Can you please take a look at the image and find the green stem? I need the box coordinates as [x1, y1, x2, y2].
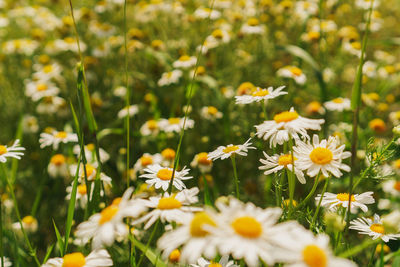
[339, 238, 378, 258]
[287, 137, 296, 216]
[137, 220, 160, 267]
[231, 156, 240, 199]
[379, 240, 384, 267]
[311, 177, 330, 229]
[367, 243, 379, 267]
[298, 172, 320, 208]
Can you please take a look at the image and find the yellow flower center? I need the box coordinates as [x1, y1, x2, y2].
[77, 184, 87, 195]
[369, 119, 386, 132]
[166, 72, 173, 78]
[197, 152, 212, 165]
[237, 82, 255, 95]
[157, 168, 173, 181]
[140, 155, 153, 167]
[289, 66, 302, 76]
[248, 18, 259, 26]
[87, 143, 95, 151]
[43, 64, 53, 73]
[64, 37, 75, 44]
[147, 120, 158, 130]
[179, 55, 190, 61]
[22, 216, 36, 225]
[169, 249, 180, 262]
[310, 147, 333, 165]
[393, 181, 400, 192]
[223, 145, 239, 153]
[55, 131, 68, 139]
[190, 212, 216, 237]
[209, 263, 223, 267]
[99, 205, 119, 224]
[112, 197, 122, 206]
[307, 101, 322, 113]
[384, 65, 396, 74]
[85, 164, 96, 178]
[157, 196, 182, 210]
[36, 83, 48, 91]
[62, 252, 86, 267]
[51, 154, 66, 166]
[350, 42, 361, 50]
[212, 29, 224, 39]
[251, 89, 269, 97]
[168, 117, 180, 124]
[302, 245, 327, 267]
[0, 145, 8, 155]
[151, 39, 164, 49]
[273, 111, 299, 123]
[278, 154, 296, 166]
[332, 98, 344, 103]
[207, 106, 218, 115]
[370, 223, 385, 234]
[336, 193, 355, 202]
[162, 148, 176, 160]
[231, 216, 262, 238]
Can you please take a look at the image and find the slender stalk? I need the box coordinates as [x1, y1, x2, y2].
[287, 137, 296, 215]
[339, 238, 378, 258]
[231, 155, 240, 199]
[367, 243, 378, 267]
[311, 177, 330, 229]
[137, 220, 160, 267]
[298, 172, 320, 208]
[124, 0, 130, 189]
[379, 240, 384, 267]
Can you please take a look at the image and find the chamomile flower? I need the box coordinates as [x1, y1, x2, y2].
[75, 188, 147, 249]
[33, 63, 63, 81]
[0, 257, 11, 267]
[259, 152, 306, 184]
[194, 7, 221, 20]
[73, 144, 110, 163]
[173, 55, 197, 69]
[272, 225, 357, 267]
[158, 117, 195, 133]
[139, 164, 193, 191]
[134, 187, 202, 229]
[277, 66, 306, 85]
[294, 135, 351, 178]
[158, 70, 183, 86]
[42, 249, 112, 267]
[140, 119, 160, 136]
[234, 86, 287, 105]
[382, 179, 400, 197]
[13, 215, 38, 233]
[200, 106, 223, 121]
[349, 214, 400, 242]
[133, 153, 163, 174]
[48, 154, 69, 178]
[190, 255, 238, 267]
[25, 79, 60, 101]
[240, 18, 266, 35]
[0, 139, 25, 163]
[191, 152, 213, 173]
[117, 105, 139, 119]
[315, 192, 375, 213]
[324, 97, 351, 112]
[255, 108, 325, 147]
[157, 211, 219, 263]
[65, 182, 91, 209]
[70, 162, 112, 186]
[39, 130, 78, 149]
[208, 138, 255, 161]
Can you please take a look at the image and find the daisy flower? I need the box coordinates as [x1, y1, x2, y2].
[0, 139, 25, 163]
[140, 119, 160, 136]
[190, 255, 238, 267]
[200, 106, 223, 121]
[193, 7, 221, 20]
[12, 215, 38, 233]
[25, 79, 60, 101]
[306, 101, 326, 115]
[133, 153, 163, 174]
[294, 135, 351, 178]
[65, 182, 91, 209]
[272, 225, 357, 267]
[191, 152, 213, 173]
[315, 192, 375, 213]
[48, 154, 69, 178]
[33, 63, 62, 81]
[75, 188, 147, 248]
[158, 70, 183, 86]
[133, 187, 202, 229]
[323, 97, 351, 112]
[259, 152, 306, 184]
[240, 18, 266, 35]
[139, 164, 193, 191]
[42, 249, 112, 267]
[0, 257, 11, 267]
[255, 108, 324, 147]
[158, 117, 195, 133]
[161, 148, 176, 166]
[382, 179, 400, 197]
[277, 66, 306, 85]
[73, 143, 110, 163]
[69, 163, 112, 188]
[207, 138, 255, 161]
[117, 104, 139, 119]
[173, 55, 197, 69]
[157, 211, 219, 264]
[234, 86, 287, 105]
[39, 130, 78, 149]
[349, 214, 400, 242]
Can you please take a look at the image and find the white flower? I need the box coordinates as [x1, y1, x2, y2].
[158, 70, 183, 86]
[65, 182, 91, 209]
[33, 63, 62, 81]
[200, 106, 223, 121]
[140, 119, 160, 136]
[294, 135, 351, 178]
[48, 154, 69, 178]
[234, 86, 287, 105]
[39, 130, 78, 150]
[0, 139, 25, 163]
[350, 214, 400, 242]
[343, 41, 361, 58]
[272, 225, 357, 267]
[315, 192, 375, 213]
[208, 138, 255, 161]
[36, 96, 68, 116]
[382, 179, 400, 197]
[324, 97, 351, 112]
[363, 61, 377, 77]
[117, 105, 139, 119]
[259, 152, 305, 184]
[139, 164, 193, 191]
[22, 115, 39, 133]
[25, 79, 60, 101]
[75, 188, 147, 249]
[389, 111, 400, 125]
[158, 117, 194, 133]
[294, 1, 318, 20]
[241, 18, 266, 35]
[133, 187, 202, 229]
[191, 152, 213, 173]
[173, 55, 197, 69]
[255, 108, 324, 147]
[190, 255, 238, 267]
[356, 0, 380, 9]
[69, 162, 112, 187]
[133, 153, 163, 174]
[12, 215, 38, 233]
[194, 7, 221, 20]
[72, 144, 110, 164]
[277, 66, 306, 85]
[0, 257, 11, 267]
[42, 249, 112, 267]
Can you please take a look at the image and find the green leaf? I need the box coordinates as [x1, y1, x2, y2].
[52, 220, 64, 256]
[43, 244, 55, 263]
[279, 45, 320, 71]
[77, 64, 98, 132]
[129, 237, 168, 267]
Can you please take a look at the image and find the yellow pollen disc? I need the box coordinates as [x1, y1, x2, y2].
[309, 147, 333, 165]
[179, 55, 190, 61]
[393, 181, 400, 192]
[223, 145, 239, 153]
[62, 252, 86, 267]
[43, 65, 53, 73]
[169, 249, 180, 262]
[336, 193, 355, 202]
[87, 143, 95, 151]
[55, 131, 68, 139]
[207, 106, 218, 115]
[190, 212, 216, 237]
[157, 169, 173, 181]
[151, 39, 163, 48]
[51, 154, 66, 166]
[248, 18, 259, 26]
[36, 84, 48, 91]
[251, 89, 269, 97]
[77, 184, 87, 195]
[384, 65, 396, 74]
[112, 197, 122, 206]
[332, 98, 344, 103]
[369, 119, 386, 132]
[0, 145, 8, 155]
[197, 152, 212, 165]
[140, 155, 153, 167]
[370, 223, 385, 234]
[289, 66, 302, 76]
[147, 120, 158, 130]
[273, 111, 299, 123]
[209, 263, 223, 267]
[278, 154, 296, 166]
[166, 72, 173, 78]
[308, 101, 322, 113]
[85, 164, 96, 178]
[99, 205, 119, 224]
[212, 29, 224, 39]
[157, 197, 182, 210]
[64, 37, 75, 44]
[162, 148, 175, 160]
[350, 42, 361, 50]
[237, 82, 255, 95]
[231, 216, 262, 238]
[22, 216, 36, 225]
[168, 117, 180, 124]
[302, 245, 327, 267]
